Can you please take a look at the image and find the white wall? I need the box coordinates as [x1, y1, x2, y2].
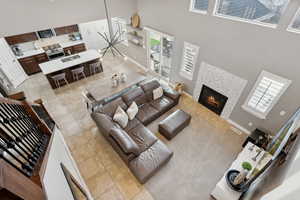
[79, 19, 109, 51]
[137, 0, 300, 133]
[43, 128, 92, 200]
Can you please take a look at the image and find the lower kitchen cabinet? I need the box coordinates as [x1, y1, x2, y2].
[18, 53, 49, 75]
[63, 43, 86, 55]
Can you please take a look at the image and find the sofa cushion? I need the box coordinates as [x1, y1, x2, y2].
[136, 103, 159, 125]
[163, 87, 181, 103]
[91, 112, 120, 136]
[128, 124, 158, 153]
[124, 118, 142, 132]
[129, 140, 173, 183]
[150, 96, 174, 114]
[110, 128, 140, 156]
[101, 97, 128, 117]
[113, 106, 129, 128]
[153, 86, 163, 100]
[140, 80, 161, 101]
[122, 87, 148, 106]
[127, 102, 139, 120]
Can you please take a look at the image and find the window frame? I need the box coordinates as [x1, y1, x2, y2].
[213, 0, 289, 29]
[180, 42, 199, 81]
[242, 70, 291, 119]
[189, 0, 209, 14]
[287, 7, 300, 34]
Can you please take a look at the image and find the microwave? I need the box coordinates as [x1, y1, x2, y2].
[37, 29, 55, 39]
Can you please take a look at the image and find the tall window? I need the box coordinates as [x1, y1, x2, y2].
[214, 0, 290, 26]
[288, 8, 300, 33]
[180, 42, 199, 81]
[243, 71, 291, 119]
[190, 0, 209, 13]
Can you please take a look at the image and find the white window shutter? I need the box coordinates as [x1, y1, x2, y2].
[243, 71, 291, 119]
[180, 42, 199, 81]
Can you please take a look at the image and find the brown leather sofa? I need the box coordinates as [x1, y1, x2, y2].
[91, 79, 180, 183]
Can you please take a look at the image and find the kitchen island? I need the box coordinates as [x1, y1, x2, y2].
[39, 49, 102, 89]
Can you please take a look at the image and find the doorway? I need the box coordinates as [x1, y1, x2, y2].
[145, 28, 174, 82]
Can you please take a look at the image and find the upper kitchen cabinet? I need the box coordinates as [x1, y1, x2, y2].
[5, 32, 38, 45]
[54, 24, 79, 36]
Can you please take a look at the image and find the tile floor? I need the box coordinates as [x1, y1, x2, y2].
[13, 55, 247, 200]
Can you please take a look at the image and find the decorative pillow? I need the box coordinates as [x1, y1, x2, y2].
[127, 102, 139, 120]
[113, 106, 128, 128]
[153, 86, 163, 100]
[110, 128, 140, 156]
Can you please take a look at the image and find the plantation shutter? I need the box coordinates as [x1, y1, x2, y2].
[180, 42, 199, 80]
[248, 77, 284, 113]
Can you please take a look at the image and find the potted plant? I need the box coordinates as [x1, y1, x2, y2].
[233, 162, 252, 185]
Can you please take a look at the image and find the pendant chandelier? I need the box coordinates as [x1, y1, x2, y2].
[98, 0, 126, 58]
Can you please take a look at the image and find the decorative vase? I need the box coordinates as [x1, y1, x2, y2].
[120, 73, 127, 83]
[111, 74, 119, 88]
[233, 169, 249, 185]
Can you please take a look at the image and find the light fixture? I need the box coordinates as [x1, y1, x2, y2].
[98, 0, 125, 58]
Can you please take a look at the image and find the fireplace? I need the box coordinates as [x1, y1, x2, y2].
[198, 85, 228, 115]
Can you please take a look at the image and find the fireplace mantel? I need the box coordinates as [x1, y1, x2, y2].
[193, 62, 247, 119]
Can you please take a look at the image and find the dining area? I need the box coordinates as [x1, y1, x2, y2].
[39, 49, 102, 89]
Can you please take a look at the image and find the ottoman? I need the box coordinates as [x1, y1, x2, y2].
[159, 109, 191, 140]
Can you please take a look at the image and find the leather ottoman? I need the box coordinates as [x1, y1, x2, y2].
[159, 109, 191, 140]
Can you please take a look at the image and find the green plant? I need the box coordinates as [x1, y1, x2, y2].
[242, 162, 252, 171]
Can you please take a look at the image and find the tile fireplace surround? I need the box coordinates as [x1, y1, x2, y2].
[193, 62, 248, 119]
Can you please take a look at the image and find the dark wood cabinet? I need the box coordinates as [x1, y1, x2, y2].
[63, 43, 86, 55]
[54, 24, 79, 36]
[18, 53, 48, 75]
[63, 47, 73, 56]
[5, 32, 38, 45]
[35, 53, 48, 63]
[72, 44, 86, 54]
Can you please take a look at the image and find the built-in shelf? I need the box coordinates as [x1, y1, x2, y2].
[128, 40, 145, 48]
[127, 32, 144, 40]
[126, 24, 143, 31]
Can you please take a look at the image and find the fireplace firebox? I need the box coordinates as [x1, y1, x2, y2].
[198, 85, 228, 116]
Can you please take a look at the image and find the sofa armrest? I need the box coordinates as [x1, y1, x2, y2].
[163, 87, 181, 103]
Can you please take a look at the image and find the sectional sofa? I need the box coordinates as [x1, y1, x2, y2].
[91, 79, 181, 183]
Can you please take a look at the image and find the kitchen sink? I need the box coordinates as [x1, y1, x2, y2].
[61, 55, 81, 63]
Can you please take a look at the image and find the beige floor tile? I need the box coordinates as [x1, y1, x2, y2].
[86, 173, 115, 199]
[78, 157, 105, 180]
[98, 186, 124, 200]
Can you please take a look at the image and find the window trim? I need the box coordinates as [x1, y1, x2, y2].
[212, 0, 286, 29]
[242, 70, 291, 119]
[189, 0, 208, 15]
[287, 7, 300, 34]
[180, 42, 199, 81]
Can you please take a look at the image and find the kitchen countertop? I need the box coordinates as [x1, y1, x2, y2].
[16, 49, 45, 59]
[16, 40, 85, 59]
[39, 49, 101, 75]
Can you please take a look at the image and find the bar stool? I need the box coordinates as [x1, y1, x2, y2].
[71, 66, 86, 81]
[89, 62, 102, 75]
[51, 73, 68, 88]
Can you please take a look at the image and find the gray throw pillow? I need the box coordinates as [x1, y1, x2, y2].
[113, 106, 128, 128]
[110, 128, 140, 156]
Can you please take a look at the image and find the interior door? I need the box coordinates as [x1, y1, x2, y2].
[0, 38, 27, 88]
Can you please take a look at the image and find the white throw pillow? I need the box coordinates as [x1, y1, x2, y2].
[127, 102, 139, 120]
[153, 86, 163, 100]
[113, 106, 128, 128]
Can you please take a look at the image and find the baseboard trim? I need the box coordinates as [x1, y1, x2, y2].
[125, 55, 148, 73]
[226, 119, 251, 135]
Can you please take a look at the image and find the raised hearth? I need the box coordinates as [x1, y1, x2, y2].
[198, 85, 228, 115]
